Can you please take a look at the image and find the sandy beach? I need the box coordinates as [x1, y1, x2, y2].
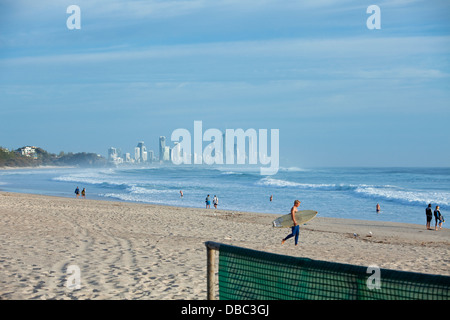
[0, 191, 448, 300]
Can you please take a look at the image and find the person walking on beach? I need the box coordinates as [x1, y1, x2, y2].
[434, 206, 443, 230]
[75, 186, 80, 198]
[81, 188, 86, 199]
[205, 195, 211, 209]
[282, 200, 301, 246]
[213, 195, 218, 209]
[426, 204, 433, 230]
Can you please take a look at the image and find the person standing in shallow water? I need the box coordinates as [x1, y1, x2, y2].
[81, 188, 86, 199]
[75, 186, 80, 198]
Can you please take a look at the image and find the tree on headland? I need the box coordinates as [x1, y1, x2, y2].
[55, 152, 107, 167]
[0, 145, 108, 168]
[0, 147, 34, 167]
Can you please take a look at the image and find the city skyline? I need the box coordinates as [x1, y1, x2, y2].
[108, 135, 175, 165]
[107, 127, 272, 170]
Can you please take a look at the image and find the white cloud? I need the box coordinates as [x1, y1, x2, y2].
[2, 35, 449, 72]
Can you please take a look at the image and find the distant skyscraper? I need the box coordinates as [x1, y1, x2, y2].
[137, 141, 146, 163]
[108, 147, 117, 161]
[159, 136, 166, 161]
[172, 142, 179, 162]
[108, 147, 123, 165]
[116, 148, 122, 159]
[163, 146, 170, 162]
[134, 147, 140, 162]
[148, 150, 154, 163]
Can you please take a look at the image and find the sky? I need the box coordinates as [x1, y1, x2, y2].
[0, 0, 449, 168]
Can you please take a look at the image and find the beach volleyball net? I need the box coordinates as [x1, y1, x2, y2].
[205, 242, 450, 300]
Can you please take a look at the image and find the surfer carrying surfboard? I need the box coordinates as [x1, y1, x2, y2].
[281, 200, 301, 246]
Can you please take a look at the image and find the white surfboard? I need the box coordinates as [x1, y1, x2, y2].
[272, 210, 318, 228]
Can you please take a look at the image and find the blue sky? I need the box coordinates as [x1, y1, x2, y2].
[0, 0, 449, 167]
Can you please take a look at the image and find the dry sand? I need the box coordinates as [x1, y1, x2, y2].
[0, 191, 449, 300]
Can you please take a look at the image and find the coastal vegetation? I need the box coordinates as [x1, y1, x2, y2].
[0, 146, 107, 168]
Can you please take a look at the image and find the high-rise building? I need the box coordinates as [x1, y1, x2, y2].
[134, 147, 140, 163]
[159, 136, 166, 161]
[163, 146, 170, 162]
[108, 147, 123, 165]
[137, 141, 147, 163]
[108, 147, 117, 161]
[148, 150, 154, 163]
[172, 142, 179, 162]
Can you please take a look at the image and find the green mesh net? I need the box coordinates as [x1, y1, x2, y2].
[217, 244, 450, 300]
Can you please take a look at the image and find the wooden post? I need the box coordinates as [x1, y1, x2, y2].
[205, 241, 221, 300]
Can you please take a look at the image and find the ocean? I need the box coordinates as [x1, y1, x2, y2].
[1, 165, 449, 226]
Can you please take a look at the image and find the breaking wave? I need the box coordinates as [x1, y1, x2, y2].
[256, 177, 450, 207]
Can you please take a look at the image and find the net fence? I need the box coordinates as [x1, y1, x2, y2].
[217, 243, 450, 300]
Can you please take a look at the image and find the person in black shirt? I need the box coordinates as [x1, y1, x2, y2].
[426, 204, 433, 230]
